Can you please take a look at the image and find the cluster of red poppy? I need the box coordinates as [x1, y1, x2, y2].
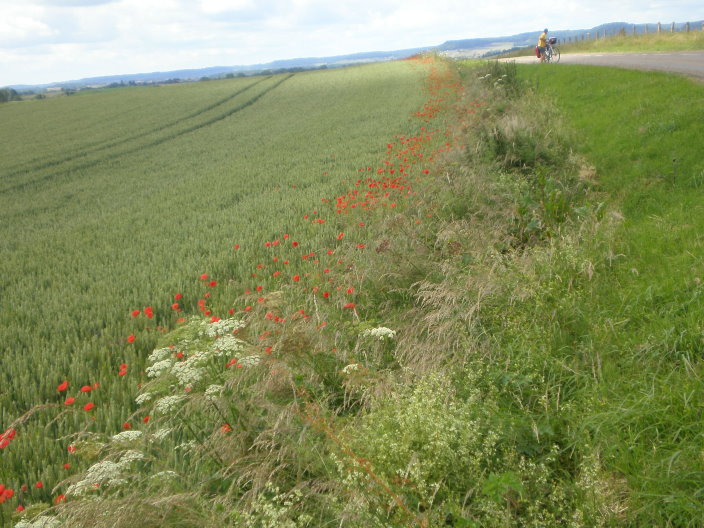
[0, 484, 15, 504]
[0, 428, 16, 450]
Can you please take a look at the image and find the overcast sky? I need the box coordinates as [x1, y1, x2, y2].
[1, 0, 702, 86]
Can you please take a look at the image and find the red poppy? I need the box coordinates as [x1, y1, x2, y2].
[143, 416, 150, 424]
[67, 445, 76, 453]
[16, 505, 24, 512]
[54, 494, 66, 504]
[80, 385, 92, 393]
[233, 244, 240, 249]
[64, 397, 75, 405]
[344, 303, 356, 309]
[209, 281, 217, 287]
[63, 463, 71, 469]
[200, 273, 209, 280]
[323, 291, 330, 299]
[57, 380, 69, 391]
[123, 422, 131, 430]
[35, 481, 43, 489]
[171, 303, 180, 311]
[292, 241, 299, 247]
[220, 424, 232, 433]
[127, 334, 136, 344]
[83, 402, 94, 411]
[131, 309, 140, 317]
[337, 232, 344, 240]
[293, 275, 300, 282]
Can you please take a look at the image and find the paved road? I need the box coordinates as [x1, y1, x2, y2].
[505, 50, 704, 81]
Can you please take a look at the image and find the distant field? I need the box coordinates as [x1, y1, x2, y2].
[0, 62, 433, 487]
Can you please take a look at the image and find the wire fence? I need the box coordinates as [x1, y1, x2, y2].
[564, 21, 704, 43]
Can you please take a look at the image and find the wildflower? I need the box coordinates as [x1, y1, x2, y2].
[57, 380, 69, 391]
[209, 281, 217, 287]
[337, 232, 344, 240]
[35, 481, 43, 489]
[64, 397, 75, 405]
[344, 303, 356, 309]
[342, 363, 361, 374]
[112, 430, 143, 443]
[293, 275, 300, 282]
[63, 463, 71, 469]
[131, 309, 140, 317]
[67, 444, 76, 453]
[362, 327, 397, 340]
[16, 505, 24, 512]
[83, 402, 94, 411]
[143, 416, 150, 424]
[292, 241, 299, 247]
[233, 244, 240, 249]
[200, 273, 209, 280]
[221, 424, 232, 433]
[127, 334, 136, 344]
[154, 395, 185, 414]
[174, 293, 182, 300]
[80, 385, 92, 393]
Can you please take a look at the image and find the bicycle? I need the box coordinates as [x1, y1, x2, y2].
[544, 37, 560, 63]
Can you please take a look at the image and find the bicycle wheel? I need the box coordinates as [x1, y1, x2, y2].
[552, 46, 560, 63]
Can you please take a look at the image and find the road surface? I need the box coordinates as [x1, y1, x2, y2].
[504, 51, 704, 81]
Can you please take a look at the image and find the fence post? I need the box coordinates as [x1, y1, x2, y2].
[657, 22, 661, 33]
[671, 22, 675, 33]
[686, 22, 690, 32]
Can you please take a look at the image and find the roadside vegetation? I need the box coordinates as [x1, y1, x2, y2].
[1, 54, 703, 527]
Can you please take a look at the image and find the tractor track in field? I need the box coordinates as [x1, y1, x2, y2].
[1, 76, 271, 180]
[0, 74, 293, 195]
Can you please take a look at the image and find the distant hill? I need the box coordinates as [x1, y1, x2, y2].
[8, 20, 703, 91]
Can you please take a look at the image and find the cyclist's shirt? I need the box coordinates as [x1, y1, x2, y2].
[538, 32, 547, 48]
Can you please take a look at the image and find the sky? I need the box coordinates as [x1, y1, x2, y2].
[1, 0, 702, 86]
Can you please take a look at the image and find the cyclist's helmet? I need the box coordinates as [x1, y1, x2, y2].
[544, 28, 548, 33]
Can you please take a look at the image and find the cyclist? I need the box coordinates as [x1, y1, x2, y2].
[537, 28, 548, 62]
